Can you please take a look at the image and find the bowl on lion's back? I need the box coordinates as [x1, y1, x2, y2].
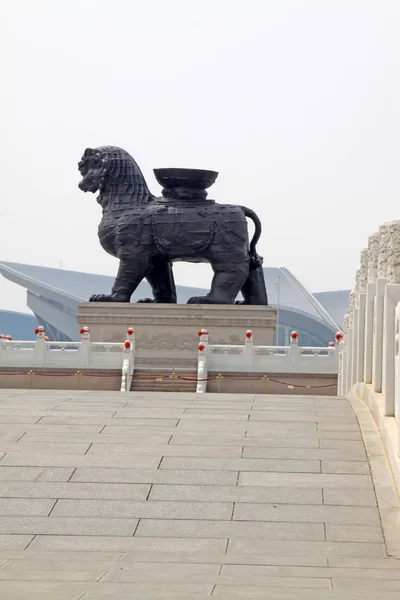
[153, 168, 218, 190]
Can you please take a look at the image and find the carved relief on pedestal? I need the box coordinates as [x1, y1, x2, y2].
[377, 222, 389, 279]
[387, 219, 400, 284]
[135, 333, 242, 351]
[367, 232, 379, 283]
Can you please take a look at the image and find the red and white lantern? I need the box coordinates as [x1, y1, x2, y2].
[245, 330, 253, 340]
[291, 331, 298, 341]
[335, 332, 343, 342]
[124, 340, 131, 349]
[198, 342, 206, 352]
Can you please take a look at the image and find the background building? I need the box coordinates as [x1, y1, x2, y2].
[0, 261, 349, 345]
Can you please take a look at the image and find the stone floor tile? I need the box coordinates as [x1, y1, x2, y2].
[169, 434, 320, 447]
[51, 499, 234, 520]
[243, 447, 366, 461]
[88, 443, 243, 457]
[0, 467, 75, 482]
[0, 498, 56, 516]
[149, 484, 323, 504]
[0, 516, 138, 536]
[135, 519, 325, 540]
[159, 457, 321, 472]
[326, 524, 384, 542]
[0, 481, 151, 500]
[72, 467, 238, 485]
[321, 461, 371, 474]
[239, 472, 373, 489]
[233, 503, 380, 525]
[323, 488, 377, 506]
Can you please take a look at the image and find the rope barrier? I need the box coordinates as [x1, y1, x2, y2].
[0, 370, 336, 390]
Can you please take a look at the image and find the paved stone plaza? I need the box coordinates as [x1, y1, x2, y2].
[0, 389, 398, 599]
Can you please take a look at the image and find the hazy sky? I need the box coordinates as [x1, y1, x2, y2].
[1, 0, 400, 313]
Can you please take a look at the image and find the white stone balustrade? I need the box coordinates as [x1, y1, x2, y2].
[197, 330, 340, 393]
[0, 326, 135, 393]
[340, 219, 400, 468]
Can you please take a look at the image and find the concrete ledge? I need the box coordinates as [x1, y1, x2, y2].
[350, 382, 400, 496]
[349, 393, 400, 557]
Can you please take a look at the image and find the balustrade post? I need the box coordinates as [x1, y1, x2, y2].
[356, 250, 368, 383]
[364, 232, 379, 382]
[382, 220, 400, 416]
[79, 327, 90, 366]
[34, 326, 46, 365]
[244, 330, 253, 370]
[346, 314, 353, 395]
[289, 331, 299, 370]
[373, 222, 389, 392]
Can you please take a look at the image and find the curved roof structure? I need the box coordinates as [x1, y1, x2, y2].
[0, 309, 37, 340]
[0, 261, 347, 345]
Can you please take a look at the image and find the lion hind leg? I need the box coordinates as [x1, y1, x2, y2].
[138, 258, 177, 304]
[188, 259, 249, 305]
[236, 266, 268, 305]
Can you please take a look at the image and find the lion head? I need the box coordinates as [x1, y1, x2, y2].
[78, 146, 154, 205]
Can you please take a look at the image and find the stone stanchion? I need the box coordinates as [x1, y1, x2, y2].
[356, 250, 368, 383]
[373, 222, 389, 392]
[364, 232, 379, 383]
[382, 220, 400, 416]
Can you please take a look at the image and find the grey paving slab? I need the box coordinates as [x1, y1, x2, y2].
[321, 460, 371, 474]
[28, 535, 229, 554]
[0, 516, 138, 536]
[243, 447, 367, 461]
[0, 568, 106, 581]
[0, 498, 56, 516]
[149, 484, 323, 504]
[51, 499, 234, 520]
[159, 457, 321, 472]
[0, 534, 34, 550]
[0, 442, 91, 455]
[213, 586, 400, 598]
[88, 443, 243, 457]
[239, 472, 374, 489]
[72, 467, 239, 485]
[323, 488, 377, 506]
[135, 519, 325, 540]
[233, 503, 380, 525]
[22, 432, 173, 444]
[169, 434, 320, 447]
[0, 467, 75, 481]
[227, 538, 387, 557]
[0, 454, 162, 469]
[101, 561, 220, 582]
[0, 482, 151, 500]
[38, 416, 179, 427]
[326, 524, 384, 542]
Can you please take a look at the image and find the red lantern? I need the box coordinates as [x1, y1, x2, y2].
[329, 342, 335, 347]
[335, 332, 343, 341]
[127, 328, 134, 335]
[44, 336, 49, 342]
[198, 343, 206, 351]
[291, 331, 298, 340]
[6, 335, 12, 341]
[245, 330, 252, 339]
[79, 328, 85, 335]
[34, 328, 39, 335]
[124, 341, 131, 349]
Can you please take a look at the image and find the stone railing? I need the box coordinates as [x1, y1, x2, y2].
[0, 326, 135, 393]
[339, 220, 400, 488]
[196, 329, 340, 393]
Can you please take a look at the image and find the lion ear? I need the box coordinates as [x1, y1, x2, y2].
[83, 148, 93, 158]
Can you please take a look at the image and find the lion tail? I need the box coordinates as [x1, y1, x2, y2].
[239, 205, 264, 270]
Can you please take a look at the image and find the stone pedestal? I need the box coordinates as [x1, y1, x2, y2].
[77, 303, 277, 369]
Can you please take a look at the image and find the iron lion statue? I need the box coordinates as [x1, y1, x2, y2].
[78, 146, 268, 305]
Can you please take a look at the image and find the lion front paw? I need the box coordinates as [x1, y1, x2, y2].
[137, 298, 155, 303]
[187, 296, 213, 304]
[89, 294, 130, 302]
